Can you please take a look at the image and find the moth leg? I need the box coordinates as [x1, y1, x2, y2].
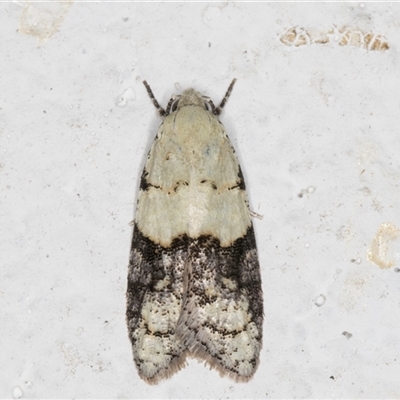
[203, 97, 218, 114]
[165, 95, 179, 116]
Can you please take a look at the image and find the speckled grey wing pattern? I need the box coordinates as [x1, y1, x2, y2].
[126, 224, 263, 383]
[176, 229, 263, 381]
[126, 227, 189, 382]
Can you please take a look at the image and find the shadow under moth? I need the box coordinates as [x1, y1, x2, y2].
[126, 79, 263, 384]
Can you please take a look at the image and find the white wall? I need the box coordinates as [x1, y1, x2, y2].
[2, 2, 400, 398]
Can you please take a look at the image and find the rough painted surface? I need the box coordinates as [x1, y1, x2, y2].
[2, 2, 400, 398]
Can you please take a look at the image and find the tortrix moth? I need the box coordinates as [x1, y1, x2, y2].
[126, 79, 263, 383]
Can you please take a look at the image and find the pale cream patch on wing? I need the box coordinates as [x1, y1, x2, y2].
[179, 293, 261, 377]
[137, 105, 251, 246]
[137, 186, 250, 247]
[134, 291, 183, 378]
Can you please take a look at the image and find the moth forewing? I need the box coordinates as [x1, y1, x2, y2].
[126, 80, 263, 384]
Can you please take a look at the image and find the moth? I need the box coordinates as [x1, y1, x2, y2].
[126, 79, 263, 384]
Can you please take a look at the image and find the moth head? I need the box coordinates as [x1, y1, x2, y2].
[143, 79, 236, 117]
[173, 89, 211, 112]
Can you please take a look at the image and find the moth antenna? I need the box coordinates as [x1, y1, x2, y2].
[143, 80, 166, 116]
[214, 78, 237, 115]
